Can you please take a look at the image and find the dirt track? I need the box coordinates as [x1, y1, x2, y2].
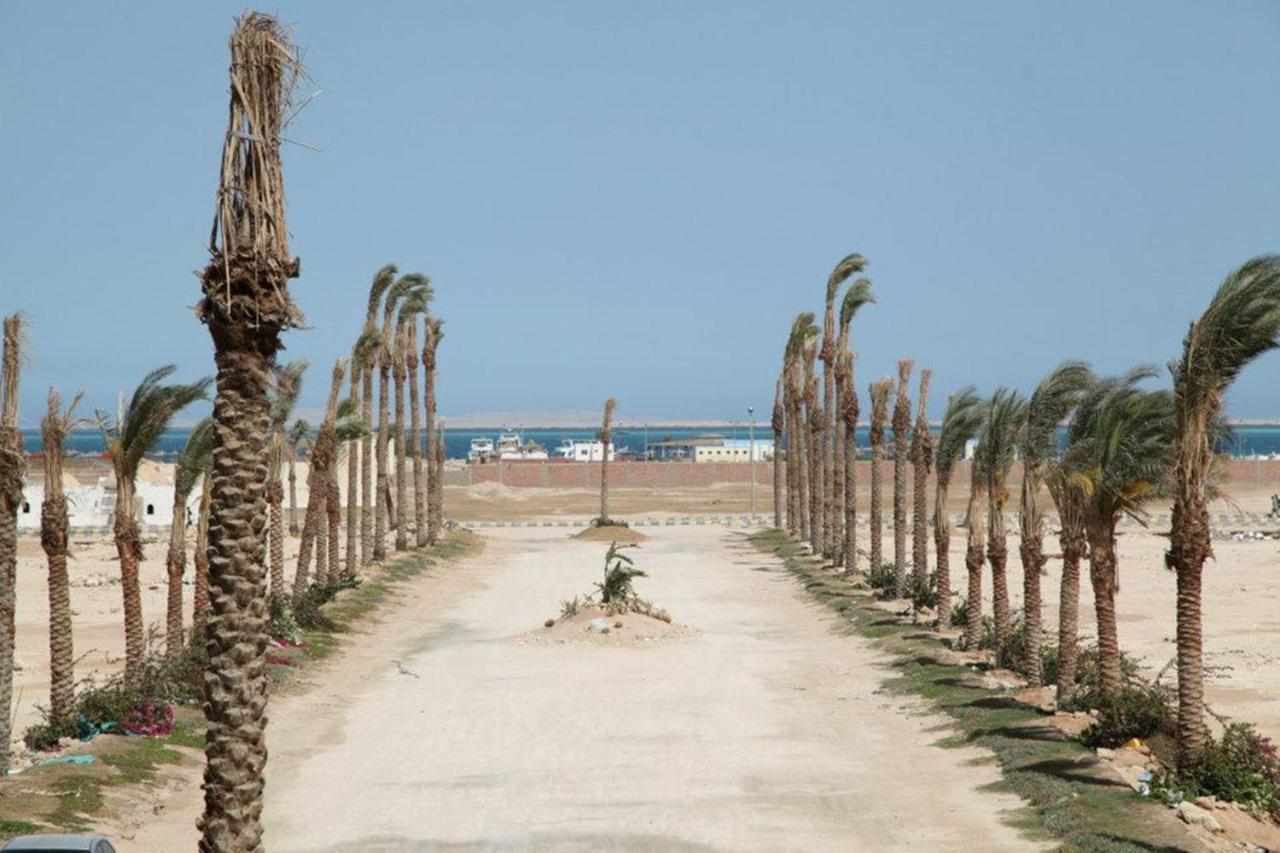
[125, 527, 1040, 852]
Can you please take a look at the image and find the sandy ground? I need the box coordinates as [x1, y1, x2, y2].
[122, 527, 1041, 852]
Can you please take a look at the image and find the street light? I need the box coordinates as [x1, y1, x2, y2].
[747, 406, 756, 518]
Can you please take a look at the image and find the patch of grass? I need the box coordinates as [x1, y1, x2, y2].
[748, 529, 1201, 853]
[0, 820, 43, 840]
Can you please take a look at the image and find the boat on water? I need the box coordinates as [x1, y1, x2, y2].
[468, 437, 495, 463]
[496, 431, 549, 461]
[553, 439, 615, 462]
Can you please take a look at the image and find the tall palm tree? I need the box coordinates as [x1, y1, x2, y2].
[783, 314, 816, 538]
[192, 473, 211, 635]
[598, 398, 618, 522]
[392, 321, 409, 551]
[423, 317, 444, 544]
[400, 302, 428, 548]
[268, 361, 306, 604]
[839, 350, 859, 574]
[910, 369, 933, 608]
[833, 278, 875, 562]
[771, 374, 784, 530]
[325, 398, 361, 586]
[294, 360, 346, 598]
[166, 418, 214, 658]
[980, 388, 1025, 657]
[1070, 373, 1173, 697]
[376, 273, 429, 559]
[0, 315, 21, 773]
[891, 359, 914, 596]
[195, 16, 301, 845]
[803, 340, 822, 553]
[431, 418, 446, 536]
[868, 379, 892, 574]
[40, 387, 82, 731]
[821, 253, 867, 558]
[347, 333, 378, 570]
[1168, 256, 1280, 769]
[287, 417, 309, 536]
[933, 388, 983, 625]
[98, 366, 208, 683]
[360, 265, 397, 565]
[1017, 362, 1092, 685]
[964, 398, 993, 650]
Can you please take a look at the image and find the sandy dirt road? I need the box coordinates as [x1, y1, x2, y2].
[128, 526, 1040, 852]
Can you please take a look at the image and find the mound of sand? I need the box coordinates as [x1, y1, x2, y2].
[522, 605, 690, 645]
[571, 525, 648, 544]
[466, 481, 531, 501]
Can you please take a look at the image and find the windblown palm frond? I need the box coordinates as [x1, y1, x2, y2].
[288, 418, 312, 450]
[935, 386, 984, 480]
[827, 253, 868, 300]
[838, 278, 875, 334]
[785, 312, 818, 363]
[1021, 361, 1093, 472]
[174, 418, 215, 498]
[973, 388, 1025, 489]
[98, 366, 211, 480]
[269, 359, 308, 430]
[365, 264, 398, 324]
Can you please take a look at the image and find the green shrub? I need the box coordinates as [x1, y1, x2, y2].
[906, 570, 938, 609]
[1059, 646, 1143, 712]
[1164, 724, 1280, 820]
[590, 516, 629, 528]
[866, 562, 897, 593]
[1080, 683, 1175, 748]
[949, 599, 968, 627]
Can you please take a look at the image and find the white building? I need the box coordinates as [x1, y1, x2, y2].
[693, 439, 775, 463]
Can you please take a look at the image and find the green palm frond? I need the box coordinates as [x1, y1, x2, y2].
[935, 386, 983, 478]
[396, 287, 432, 329]
[174, 417, 215, 498]
[336, 396, 359, 422]
[973, 388, 1025, 485]
[97, 366, 211, 480]
[838, 278, 875, 334]
[352, 329, 383, 370]
[826, 252, 868, 303]
[288, 418, 312, 449]
[784, 312, 817, 363]
[335, 412, 370, 442]
[365, 264, 398, 322]
[269, 359, 308, 429]
[1020, 361, 1093, 472]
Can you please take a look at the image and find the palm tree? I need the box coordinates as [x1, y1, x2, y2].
[360, 265, 397, 565]
[891, 359, 914, 596]
[833, 278, 875, 563]
[0, 314, 22, 773]
[771, 374, 784, 530]
[376, 273, 429, 559]
[964, 399, 992, 650]
[821, 253, 867, 559]
[1017, 362, 1092, 685]
[839, 350, 859, 573]
[803, 340, 822, 553]
[332, 402, 367, 582]
[598, 397, 618, 522]
[910, 369, 933, 608]
[423, 316, 444, 544]
[933, 387, 983, 625]
[867, 379, 892, 574]
[980, 388, 1025, 657]
[268, 361, 306, 604]
[431, 418, 446, 535]
[1070, 373, 1173, 697]
[192, 473, 211, 634]
[1168, 256, 1280, 769]
[294, 360, 346, 598]
[392, 320, 409, 551]
[166, 418, 214, 658]
[40, 387, 82, 731]
[400, 300, 429, 548]
[195, 16, 301, 845]
[287, 417, 310, 536]
[783, 314, 816, 539]
[98, 366, 208, 683]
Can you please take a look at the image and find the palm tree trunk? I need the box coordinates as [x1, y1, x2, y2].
[823, 361, 836, 558]
[424, 349, 438, 545]
[361, 366, 375, 562]
[1170, 492, 1210, 770]
[933, 474, 952, 624]
[407, 326, 426, 548]
[987, 500, 1010, 656]
[345, 370, 360, 570]
[869, 438, 883, 572]
[1018, 478, 1044, 686]
[795, 400, 810, 543]
[40, 402, 74, 730]
[1086, 524, 1123, 698]
[287, 443, 299, 536]
[393, 352, 408, 552]
[843, 412, 857, 573]
[892, 409, 911, 597]
[773, 426, 784, 530]
[431, 423, 445, 535]
[912, 447, 931, 604]
[832, 379, 845, 563]
[374, 362, 390, 561]
[964, 480, 988, 649]
[0, 321, 23, 771]
[294, 467, 324, 598]
[193, 477, 211, 634]
[314, 484, 328, 587]
[808, 409, 823, 555]
[114, 477, 146, 684]
[1055, 528, 1084, 695]
[268, 489, 283, 601]
[166, 490, 190, 658]
[326, 468, 341, 585]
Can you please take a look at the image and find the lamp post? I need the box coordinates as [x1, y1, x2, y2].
[747, 406, 756, 518]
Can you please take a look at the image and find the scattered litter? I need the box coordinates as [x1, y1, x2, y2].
[34, 754, 95, 768]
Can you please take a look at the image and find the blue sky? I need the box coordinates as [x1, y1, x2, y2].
[3, 1, 1279, 425]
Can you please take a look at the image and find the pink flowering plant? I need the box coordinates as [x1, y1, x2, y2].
[121, 700, 176, 737]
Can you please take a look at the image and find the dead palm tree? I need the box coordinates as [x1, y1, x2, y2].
[0, 315, 21, 773]
[868, 379, 892, 574]
[166, 418, 214, 658]
[891, 359, 914, 595]
[933, 387, 982, 625]
[910, 370, 933, 608]
[268, 361, 306, 604]
[597, 398, 618, 522]
[423, 317, 444, 544]
[981, 388, 1025, 657]
[97, 366, 208, 683]
[839, 350, 859, 573]
[1168, 256, 1280, 769]
[771, 374, 784, 530]
[833, 278, 875, 562]
[195, 16, 302, 846]
[821, 253, 867, 558]
[360, 265, 397, 564]
[1070, 373, 1173, 698]
[294, 361, 346, 598]
[964, 399, 993, 649]
[40, 387, 82, 731]
[1017, 362, 1092, 685]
